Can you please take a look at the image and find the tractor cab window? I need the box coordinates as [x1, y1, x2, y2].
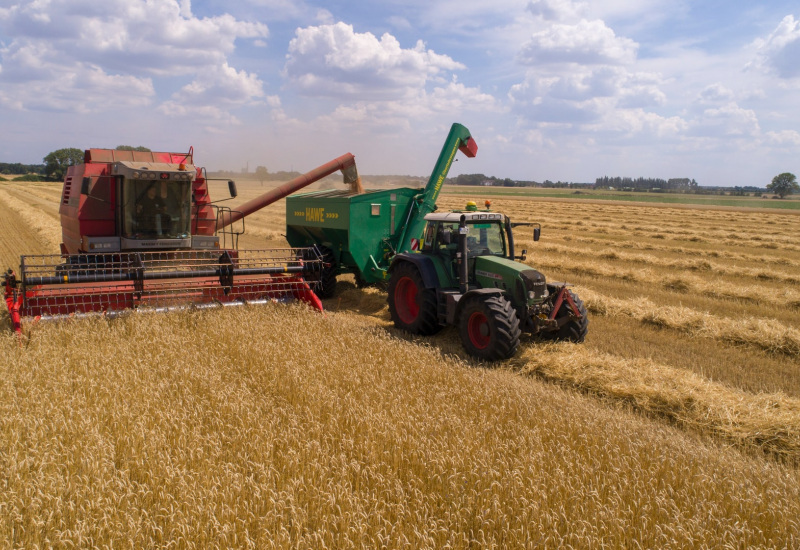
[422, 222, 437, 251]
[434, 222, 460, 253]
[122, 179, 191, 239]
[466, 221, 506, 257]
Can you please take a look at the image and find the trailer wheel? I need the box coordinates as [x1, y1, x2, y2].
[313, 245, 338, 298]
[388, 262, 440, 335]
[543, 289, 588, 343]
[459, 295, 521, 361]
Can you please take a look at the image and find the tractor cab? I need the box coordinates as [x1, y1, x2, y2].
[422, 211, 508, 260]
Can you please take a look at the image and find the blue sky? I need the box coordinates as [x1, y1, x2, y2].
[0, 0, 798, 186]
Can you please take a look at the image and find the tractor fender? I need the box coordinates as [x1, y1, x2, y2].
[450, 288, 506, 325]
[388, 254, 440, 289]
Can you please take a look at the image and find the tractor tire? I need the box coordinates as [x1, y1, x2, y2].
[543, 289, 589, 343]
[312, 245, 338, 299]
[458, 294, 521, 361]
[388, 262, 441, 336]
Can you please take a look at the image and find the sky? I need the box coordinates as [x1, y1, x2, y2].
[0, 0, 798, 186]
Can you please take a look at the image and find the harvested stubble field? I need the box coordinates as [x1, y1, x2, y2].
[1, 179, 800, 548]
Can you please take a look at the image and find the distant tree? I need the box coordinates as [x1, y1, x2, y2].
[454, 173, 487, 186]
[43, 148, 84, 181]
[0, 162, 46, 175]
[116, 145, 152, 152]
[14, 174, 51, 182]
[255, 165, 269, 186]
[767, 172, 799, 199]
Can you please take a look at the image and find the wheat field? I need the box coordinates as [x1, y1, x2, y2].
[1, 179, 800, 548]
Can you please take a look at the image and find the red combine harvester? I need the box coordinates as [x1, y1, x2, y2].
[3, 147, 360, 333]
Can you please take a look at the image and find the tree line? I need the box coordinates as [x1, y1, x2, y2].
[0, 162, 46, 176]
[594, 176, 699, 191]
[449, 173, 539, 187]
[445, 172, 799, 198]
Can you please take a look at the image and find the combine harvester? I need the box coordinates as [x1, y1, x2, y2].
[3, 147, 361, 333]
[285, 123, 588, 360]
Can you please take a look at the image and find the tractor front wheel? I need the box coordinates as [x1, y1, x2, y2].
[458, 294, 521, 361]
[543, 288, 588, 343]
[388, 262, 440, 336]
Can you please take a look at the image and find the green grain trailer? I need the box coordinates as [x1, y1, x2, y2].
[286, 123, 478, 296]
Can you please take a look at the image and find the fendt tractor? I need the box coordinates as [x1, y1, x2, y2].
[3, 147, 362, 332]
[286, 123, 588, 360]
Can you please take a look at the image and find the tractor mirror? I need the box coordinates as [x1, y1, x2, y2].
[519, 249, 527, 262]
[228, 180, 238, 198]
[533, 226, 541, 242]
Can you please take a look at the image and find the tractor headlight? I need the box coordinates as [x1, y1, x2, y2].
[529, 291, 535, 300]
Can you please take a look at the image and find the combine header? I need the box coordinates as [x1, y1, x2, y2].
[4, 148, 360, 332]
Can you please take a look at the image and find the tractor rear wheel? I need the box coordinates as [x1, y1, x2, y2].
[543, 288, 588, 343]
[388, 262, 441, 336]
[458, 294, 521, 361]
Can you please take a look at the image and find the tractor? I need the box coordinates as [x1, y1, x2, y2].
[387, 203, 588, 361]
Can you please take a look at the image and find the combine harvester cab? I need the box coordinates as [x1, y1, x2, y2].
[4, 148, 360, 333]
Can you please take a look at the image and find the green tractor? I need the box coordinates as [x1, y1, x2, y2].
[387, 204, 588, 361]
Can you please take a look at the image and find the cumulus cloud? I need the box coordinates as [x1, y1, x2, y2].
[426, 81, 498, 113]
[158, 63, 266, 121]
[697, 83, 735, 103]
[284, 22, 464, 100]
[526, 0, 587, 22]
[617, 72, 666, 108]
[508, 0, 688, 144]
[509, 67, 665, 125]
[518, 19, 638, 66]
[315, 9, 334, 24]
[0, 0, 267, 114]
[764, 129, 800, 146]
[314, 80, 498, 130]
[749, 15, 800, 79]
[692, 103, 760, 138]
[0, 1, 268, 75]
[592, 108, 687, 138]
[0, 65, 154, 113]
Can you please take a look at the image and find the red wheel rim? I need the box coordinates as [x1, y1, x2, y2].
[467, 311, 490, 349]
[395, 276, 419, 324]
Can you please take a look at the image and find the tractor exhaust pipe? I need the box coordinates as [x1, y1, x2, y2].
[458, 214, 468, 293]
